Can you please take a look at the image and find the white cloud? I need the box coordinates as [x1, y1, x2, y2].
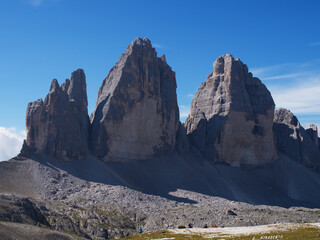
[251, 59, 320, 118]
[0, 127, 26, 161]
[310, 41, 320, 46]
[263, 72, 308, 80]
[186, 94, 194, 98]
[179, 105, 190, 119]
[251, 63, 290, 78]
[298, 59, 320, 68]
[153, 43, 163, 49]
[251, 61, 319, 81]
[270, 81, 320, 115]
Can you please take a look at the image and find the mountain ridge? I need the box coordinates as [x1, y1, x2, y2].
[0, 37, 319, 239]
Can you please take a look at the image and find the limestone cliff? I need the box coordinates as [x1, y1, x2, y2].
[273, 108, 320, 170]
[21, 69, 89, 160]
[185, 54, 277, 166]
[90, 38, 179, 162]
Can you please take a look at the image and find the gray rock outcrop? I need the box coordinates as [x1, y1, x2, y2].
[0, 194, 49, 226]
[21, 69, 89, 160]
[90, 38, 179, 162]
[273, 108, 320, 170]
[185, 54, 277, 166]
[306, 124, 319, 149]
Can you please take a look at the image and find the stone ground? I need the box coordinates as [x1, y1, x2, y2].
[0, 155, 319, 239]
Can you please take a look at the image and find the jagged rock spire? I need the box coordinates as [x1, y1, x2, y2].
[90, 37, 179, 162]
[185, 54, 277, 166]
[306, 124, 319, 149]
[21, 69, 89, 160]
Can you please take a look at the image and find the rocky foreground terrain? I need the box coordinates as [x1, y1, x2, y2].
[1, 155, 320, 239]
[0, 38, 320, 239]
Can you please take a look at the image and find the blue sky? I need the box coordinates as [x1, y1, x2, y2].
[0, 0, 320, 160]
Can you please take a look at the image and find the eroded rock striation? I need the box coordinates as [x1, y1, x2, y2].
[185, 54, 277, 166]
[90, 38, 179, 161]
[21, 69, 89, 160]
[273, 108, 320, 170]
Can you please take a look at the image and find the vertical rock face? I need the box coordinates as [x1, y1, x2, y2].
[21, 69, 89, 160]
[90, 38, 179, 162]
[306, 124, 319, 149]
[185, 54, 276, 166]
[273, 108, 320, 170]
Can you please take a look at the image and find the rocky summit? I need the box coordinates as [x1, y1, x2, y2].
[90, 38, 179, 162]
[306, 124, 319, 149]
[185, 53, 276, 166]
[273, 108, 320, 170]
[21, 69, 89, 160]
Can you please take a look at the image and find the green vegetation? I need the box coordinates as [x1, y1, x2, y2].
[54, 201, 67, 209]
[72, 216, 86, 222]
[178, 225, 186, 229]
[231, 227, 320, 240]
[120, 230, 207, 240]
[120, 226, 320, 240]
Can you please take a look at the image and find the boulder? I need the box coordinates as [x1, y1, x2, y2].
[90, 38, 179, 162]
[21, 69, 89, 160]
[185, 54, 277, 166]
[273, 108, 320, 170]
[225, 209, 237, 216]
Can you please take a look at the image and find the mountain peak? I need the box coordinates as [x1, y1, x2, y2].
[49, 79, 60, 92]
[126, 37, 153, 53]
[212, 53, 246, 75]
[186, 54, 276, 166]
[90, 37, 179, 162]
[131, 37, 151, 46]
[21, 70, 89, 160]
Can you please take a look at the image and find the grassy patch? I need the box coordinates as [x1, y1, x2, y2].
[120, 230, 206, 240]
[231, 227, 320, 240]
[119, 226, 320, 240]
